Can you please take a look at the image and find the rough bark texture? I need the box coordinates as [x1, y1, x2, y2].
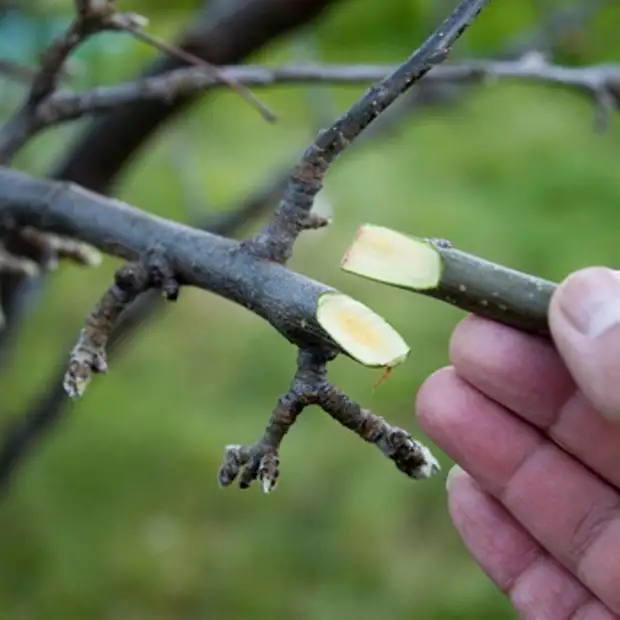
[0, 167, 345, 353]
[0, 0, 337, 363]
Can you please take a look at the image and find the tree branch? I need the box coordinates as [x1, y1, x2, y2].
[0, 165, 433, 491]
[0, 177, 277, 493]
[244, 0, 491, 265]
[0, 0, 492, 494]
[19, 57, 620, 134]
[0, 1, 274, 163]
[0, 0, 337, 370]
[341, 224, 554, 336]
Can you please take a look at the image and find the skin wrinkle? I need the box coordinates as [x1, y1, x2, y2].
[569, 600, 619, 620]
[503, 549, 546, 597]
[509, 554, 590, 620]
[448, 469, 595, 619]
[483, 406, 620, 612]
[566, 493, 620, 579]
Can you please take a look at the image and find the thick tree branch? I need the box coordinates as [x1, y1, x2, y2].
[0, 0, 492, 494]
[0, 166, 407, 366]
[0, 0, 336, 369]
[0, 179, 276, 492]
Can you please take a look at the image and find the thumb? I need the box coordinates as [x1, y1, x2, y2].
[549, 266, 620, 424]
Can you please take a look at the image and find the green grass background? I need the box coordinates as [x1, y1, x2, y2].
[2, 1, 620, 618]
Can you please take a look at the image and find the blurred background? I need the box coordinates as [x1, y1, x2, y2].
[1, 0, 620, 618]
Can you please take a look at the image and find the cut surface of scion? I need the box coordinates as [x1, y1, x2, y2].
[341, 224, 442, 289]
[340, 223, 554, 336]
[316, 292, 410, 368]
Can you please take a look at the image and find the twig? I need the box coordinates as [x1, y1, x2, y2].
[64, 260, 177, 398]
[417, 241, 554, 335]
[0, 1, 115, 163]
[341, 224, 555, 336]
[29, 58, 620, 128]
[0, 1, 273, 163]
[245, 0, 492, 265]
[120, 19, 275, 122]
[219, 348, 439, 493]
[0, 174, 277, 492]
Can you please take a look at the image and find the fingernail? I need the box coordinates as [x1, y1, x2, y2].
[556, 268, 620, 338]
[445, 464, 466, 491]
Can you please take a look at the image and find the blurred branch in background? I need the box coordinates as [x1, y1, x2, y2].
[0, 59, 36, 82]
[19, 58, 620, 127]
[370, 0, 615, 138]
[0, 0, 336, 369]
[501, 0, 613, 59]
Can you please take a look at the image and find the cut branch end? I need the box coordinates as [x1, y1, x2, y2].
[316, 292, 409, 368]
[341, 223, 555, 336]
[341, 224, 442, 290]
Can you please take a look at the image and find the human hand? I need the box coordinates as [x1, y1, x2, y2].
[416, 267, 620, 618]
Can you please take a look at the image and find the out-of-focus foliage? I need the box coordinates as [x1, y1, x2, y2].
[2, 1, 620, 618]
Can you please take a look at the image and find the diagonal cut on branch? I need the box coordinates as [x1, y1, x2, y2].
[341, 224, 555, 336]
